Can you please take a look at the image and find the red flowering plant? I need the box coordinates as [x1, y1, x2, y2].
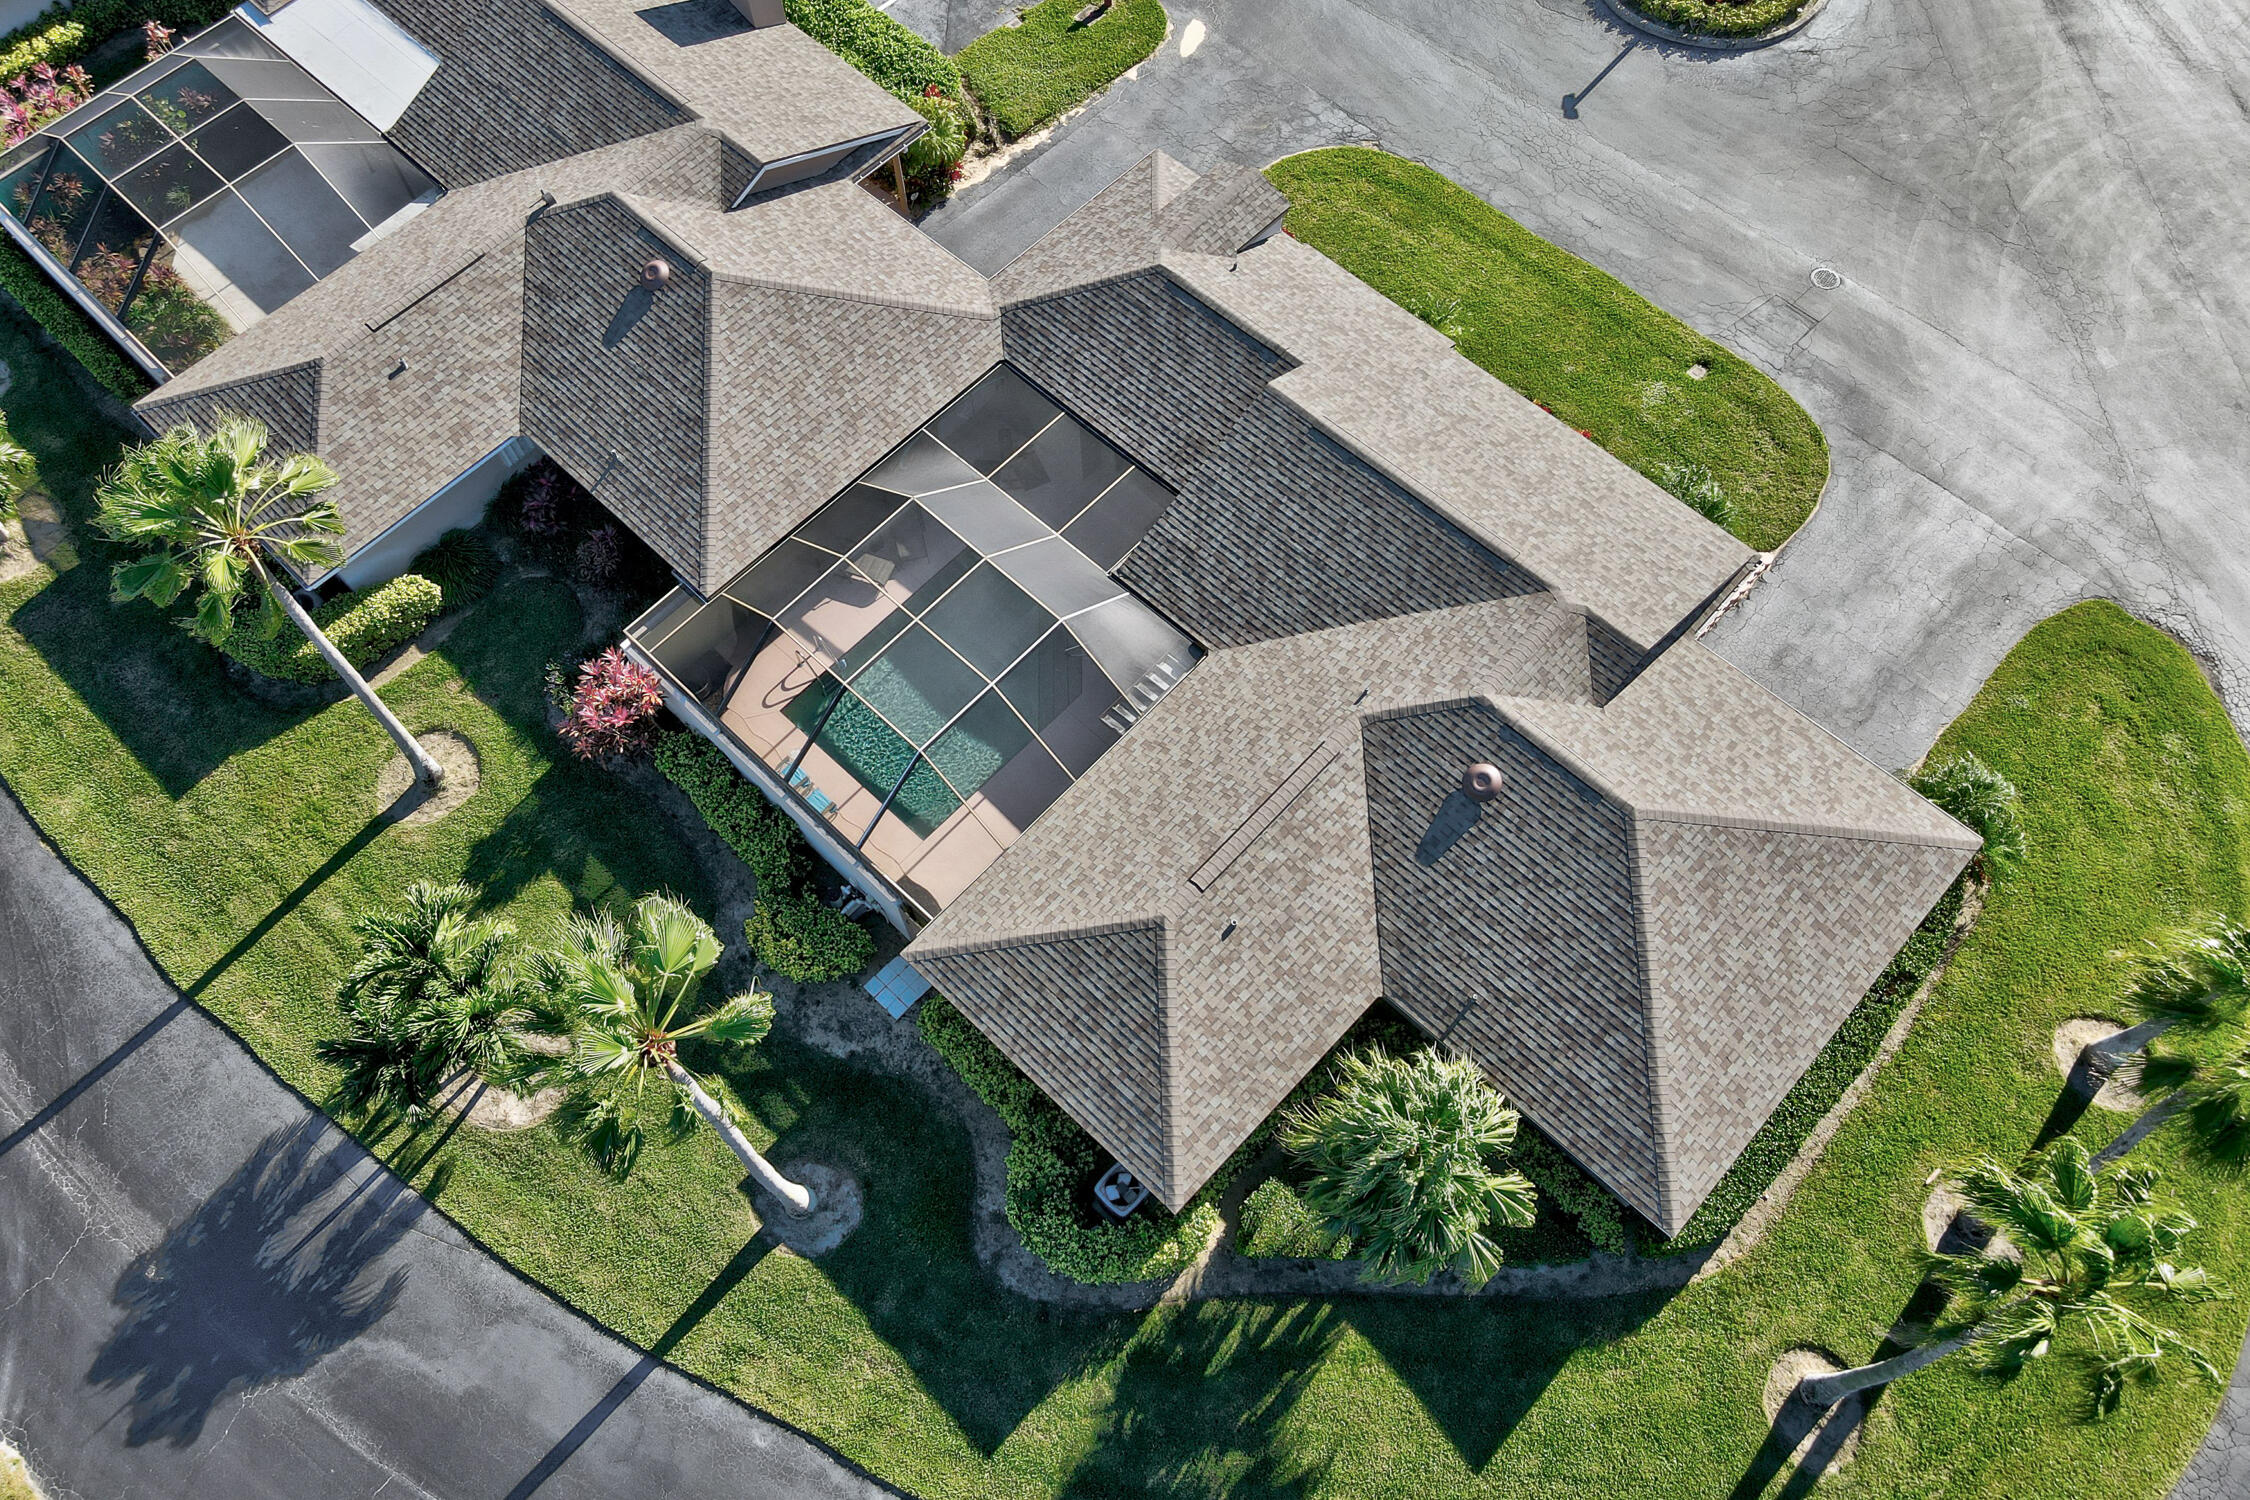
[556, 647, 666, 764]
[3, 64, 95, 147]
[144, 20, 176, 61]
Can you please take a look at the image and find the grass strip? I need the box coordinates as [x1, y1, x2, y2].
[957, 0, 1165, 139]
[1266, 147, 1828, 551]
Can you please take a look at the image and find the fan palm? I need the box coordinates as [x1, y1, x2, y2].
[1794, 1140, 2224, 1414]
[1281, 1049, 1536, 1287]
[94, 415, 443, 785]
[2091, 1021, 2250, 1170]
[531, 892, 812, 1214]
[1904, 749, 2027, 877]
[317, 882, 542, 1124]
[2069, 918, 2250, 1099]
[0, 431, 37, 536]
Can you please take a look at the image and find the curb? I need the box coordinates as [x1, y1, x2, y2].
[1594, 0, 1829, 52]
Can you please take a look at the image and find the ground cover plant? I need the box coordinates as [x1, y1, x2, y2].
[2, 284, 2246, 1500]
[1267, 147, 1829, 551]
[1615, 0, 1809, 39]
[956, 0, 1166, 140]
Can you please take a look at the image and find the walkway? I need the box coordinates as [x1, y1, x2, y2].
[920, 0, 2250, 771]
[0, 787, 893, 1500]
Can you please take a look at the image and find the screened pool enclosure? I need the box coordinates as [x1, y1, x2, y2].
[629, 365, 1199, 916]
[0, 15, 436, 375]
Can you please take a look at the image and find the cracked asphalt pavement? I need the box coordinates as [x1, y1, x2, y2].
[921, 0, 2250, 773]
[0, 790, 892, 1500]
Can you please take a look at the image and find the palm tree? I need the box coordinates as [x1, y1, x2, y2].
[2068, 919, 2250, 1100]
[94, 415, 443, 786]
[316, 882, 544, 1124]
[1793, 1140, 2223, 1414]
[1281, 1048, 1536, 1287]
[0, 431, 37, 538]
[1904, 749, 2026, 877]
[2089, 1025, 2250, 1170]
[531, 892, 813, 1215]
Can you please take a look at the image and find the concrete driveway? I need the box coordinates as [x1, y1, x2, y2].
[0, 788, 891, 1500]
[922, 0, 2250, 771]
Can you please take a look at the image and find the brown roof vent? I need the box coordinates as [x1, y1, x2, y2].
[640, 257, 672, 291]
[1460, 763, 1504, 802]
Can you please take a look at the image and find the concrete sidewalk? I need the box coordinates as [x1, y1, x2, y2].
[0, 787, 896, 1500]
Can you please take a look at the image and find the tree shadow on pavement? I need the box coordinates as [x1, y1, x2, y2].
[85, 1119, 424, 1447]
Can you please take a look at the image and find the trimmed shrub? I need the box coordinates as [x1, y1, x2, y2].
[557, 647, 664, 764]
[1513, 1130, 1630, 1256]
[745, 890, 876, 982]
[1237, 1178, 1353, 1260]
[0, 233, 150, 401]
[0, 0, 236, 79]
[1611, 0, 1807, 38]
[217, 574, 443, 683]
[784, 0, 962, 100]
[409, 527, 500, 609]
[1656, 877, 1969, 1252]
[919, 991, 1219, 1282]
[955, 0, 1167, 140]
[652, 731, 815, 894]
[0, 19, 84, 80]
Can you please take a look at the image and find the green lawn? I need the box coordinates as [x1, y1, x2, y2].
[957, 0, 1165, 139]
[1266, 148, 1829, 552]
[5, 293, 2247, 1499]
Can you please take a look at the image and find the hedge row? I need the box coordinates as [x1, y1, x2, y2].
[918, 991, 1221, 1282]
[1611, 0, 1807, 39]
[651, 732, 875, 983]
[1656, 876, 1971, 1251]
[783, 0, 961, 100]
[218, 574, 443, 683]
[0, 233, 150, 402]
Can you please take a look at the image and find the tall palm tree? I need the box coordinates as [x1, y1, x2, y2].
[1281, 1048, 1536, 1287]
[95, 415, 443, 786]
[531, 892, 813, 1215]
[1793, 1140, 2223, 1413]
[317, 882, 543, 1124]
[2069, 919, 2250, 1100]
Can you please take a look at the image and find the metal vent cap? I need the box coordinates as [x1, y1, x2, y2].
[1461, 763, 1504, 802]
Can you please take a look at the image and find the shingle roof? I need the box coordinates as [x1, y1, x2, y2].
[994, 153, 1754, 652]
[546, 0, 920, 168]
[911, 605, 1976, 1229]
[372, 0, 689, 186]
[135, 130, 995, 590]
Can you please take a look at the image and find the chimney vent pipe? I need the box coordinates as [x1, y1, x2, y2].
[1461, 763, 1504, 802]
[641, 257, 672, 290]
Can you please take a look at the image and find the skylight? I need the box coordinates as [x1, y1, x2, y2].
[0, 16, 437, 375]
[627, 364, 1198, 915]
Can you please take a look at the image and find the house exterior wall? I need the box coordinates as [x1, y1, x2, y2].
[336, 435, 537, 588]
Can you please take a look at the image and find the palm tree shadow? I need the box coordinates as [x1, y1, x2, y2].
[501, 1235, 775, 1499]
[6, 552, 321, 798]
[85, 1118, 423, 1447]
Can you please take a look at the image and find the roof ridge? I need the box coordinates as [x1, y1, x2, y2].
[906, 914, 1167, 963]
[1153, 919, 1179, 1202]
[1619, 805, 1677, 1232]
[706, 272, 1000, 320]
[1631, 806, 1985, 849]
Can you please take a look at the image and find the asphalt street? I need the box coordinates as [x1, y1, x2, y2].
[922, 0, 2250, 772]
[0, 789, 890, 1500]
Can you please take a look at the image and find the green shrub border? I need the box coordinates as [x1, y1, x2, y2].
[0, 0, 236, 79]
[1610, 0, 1807, 40]
[216, 574, 444, 683]
[918, 991, 1225, 1282]
[783, 0, 962, 100]
[1655, 877, 1970, 1251]
[651, 731, 881, 984]
[0, 233, 151, 403]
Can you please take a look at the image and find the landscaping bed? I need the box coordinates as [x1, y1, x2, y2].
[956, 0, 1166, 140]
[1266, 148, 1829, 552]
[4, 276, 2247, 1498]
[1610, 0, 1811, 40]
